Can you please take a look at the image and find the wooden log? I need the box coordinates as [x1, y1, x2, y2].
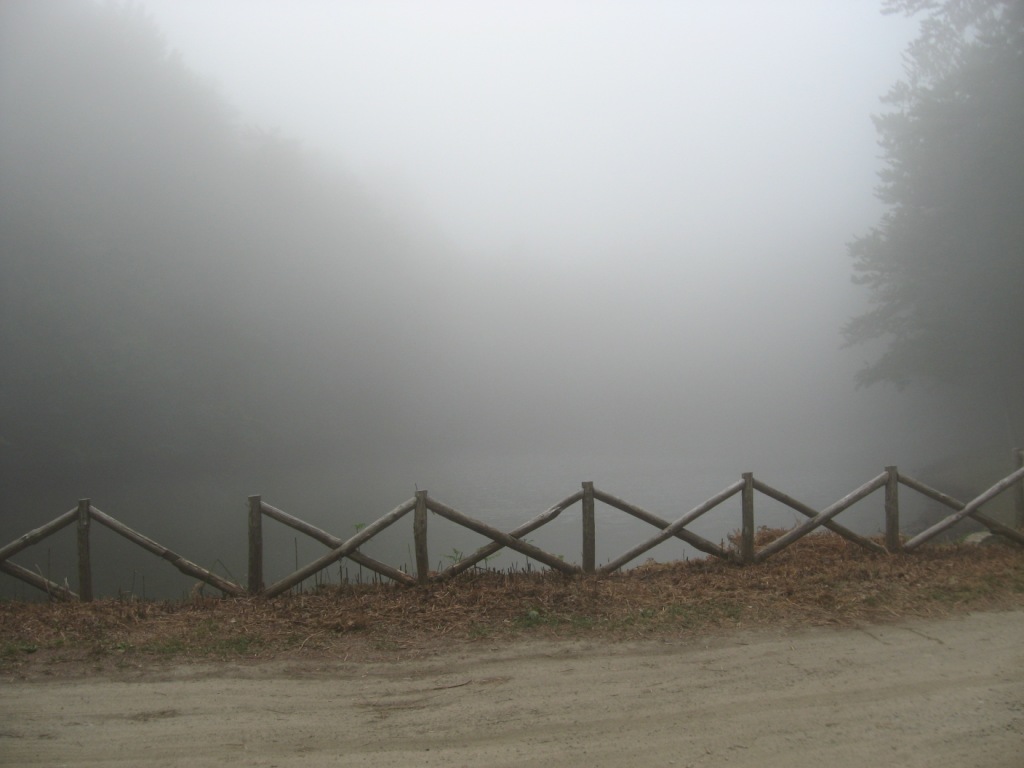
[754, 472, 888, 563]
[414, 491, 429, 585]
[591, 488, 729, 560]
[598, 480, 745, 574]
[752, 479, 887, 554]
[260, 502, 416, 586]
[897, 473, 967, 511]
[90, 507, 245, 596]
[264, 498, 416, 597]
[248, 495, 263, 595]
[261, 502, 335, 542]
[0, 559, 77, 601]
[741, 473, 754, 564]
[904, 466, 1024, 550]
[885, 466, 901, 552]
[77, 499, 93, 602]
[436, 490, 583, 579]
[901, 473, 1024, 548]
[1014, 448, 1024, 529]
[582, 482, 596, 574]
[0, 507, 78, 563]
[425, 497, 579, 575]
[896, 472, 1024, 545]
[342, 552, 417, 586]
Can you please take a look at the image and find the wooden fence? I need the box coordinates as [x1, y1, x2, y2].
[3, 453, 1024, 601]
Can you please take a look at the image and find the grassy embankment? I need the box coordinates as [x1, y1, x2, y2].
[2, 529, 1022, 674]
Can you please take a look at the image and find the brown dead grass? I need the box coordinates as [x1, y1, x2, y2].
[2, 529, 1023, 676]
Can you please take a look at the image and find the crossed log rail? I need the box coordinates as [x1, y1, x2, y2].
[0, 500, 245, 602]
[3, 456, 1024, 601]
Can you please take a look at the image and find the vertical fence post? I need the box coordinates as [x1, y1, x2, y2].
[741, 473, 754, 564]
[77, 498, 93, 602]
[582, 481, 596, 573]
[414, 490, 429, 584]
[884, 466, 901, 551]
[1013, 449, 1024, 529]
[248, 495, 263, 595]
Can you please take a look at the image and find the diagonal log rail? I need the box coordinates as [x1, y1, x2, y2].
[3, 455, 1022, 601]
[0, 508, 81, 600]
[598, 480, 745, 574]
[263, 498, 417, 597]
[896, 473, 1024, 546]
[0, 507, 79, 564]
[89, 506, 246, 596]
[0, 559, 77, 601]
[592, 488, 731, 561]
[425, 497, 581, 575]
[260, 501, 416, 586]
[435, 490, 584, 579]
[751, 479, 888, 554]
[753, 472, 889, 562]
[903, 466, 1024, 550]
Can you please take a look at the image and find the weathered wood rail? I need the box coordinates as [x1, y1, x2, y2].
[3, 452, 1023, 601]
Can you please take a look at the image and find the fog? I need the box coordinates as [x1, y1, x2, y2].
[117, 1, 926, 465]
[1, 2, 1009, 597]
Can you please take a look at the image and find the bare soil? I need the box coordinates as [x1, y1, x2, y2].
[1, 531, 1023, 766]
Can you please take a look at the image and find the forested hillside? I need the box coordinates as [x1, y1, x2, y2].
[0, 1, 451, 509]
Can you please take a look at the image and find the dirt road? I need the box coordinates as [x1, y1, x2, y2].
[2, 610, 1022, 767]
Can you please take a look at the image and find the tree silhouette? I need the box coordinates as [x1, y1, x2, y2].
[844, 0, 1024, 430]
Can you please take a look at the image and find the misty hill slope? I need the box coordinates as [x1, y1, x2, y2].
[0, 1, 455, 501]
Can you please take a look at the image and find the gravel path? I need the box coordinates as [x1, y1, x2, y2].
[2, 610, 1022, 767]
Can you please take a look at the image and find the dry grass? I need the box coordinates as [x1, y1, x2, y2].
[2, 529, 1023, 676]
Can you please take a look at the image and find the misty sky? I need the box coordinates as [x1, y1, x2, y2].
[137, 2, 914, 263]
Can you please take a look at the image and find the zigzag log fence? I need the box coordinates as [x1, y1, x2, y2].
[3, 454, 1024, 601]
